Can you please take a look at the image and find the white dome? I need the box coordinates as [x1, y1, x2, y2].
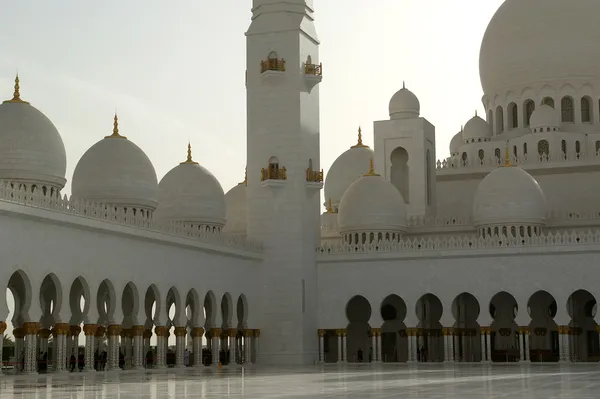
[155, 146, 226, 227]
[320, 209, 339, 239]
[223, 181, 247, 235]
[324, 131, 374, 209]
[462, 115, 492, 141]
[473, 166, 546, 227]
[530, 104, 560, 131]
[338, 171, 407, 234]
[389, 85, 420, 120]
[0, 81, 66, 188]
[449, 130, 463, 155]
[480, 0, 600, 96]
[72, 116, 158, 210]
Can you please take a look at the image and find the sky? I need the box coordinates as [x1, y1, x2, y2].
[0, 0, 505, 343]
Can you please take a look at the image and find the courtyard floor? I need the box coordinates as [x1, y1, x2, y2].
[0, 363, 599, 398]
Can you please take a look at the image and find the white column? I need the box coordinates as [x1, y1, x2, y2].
[375, 330, 382, 363]
[253, 330, 260, 364]
[560, 326, 571, 363]
[447, 329, 455, 362]
[480, 328, 488, 363]
[83, 324, 97, 372]
[411, 332, 419, 362]
[228, 329, 237, 366]
[53, 326, 68, 373]
[155, 326, 167, 369]
[370, 330, 376, 363]
[107, 325, 121, 371]
[318, 330, 325, 363]
[143, 330, 151, 367]
[336, 330, 343, 363]
[132, 326, 144, 370]
[0, 321, 5, 374]
[523, 329, 530, 362]
[212, 329, 221, 366]
[443, 329, 450, 362]
[485, 330, 492, 363]
[23, 322, 40, 374]
[518, 328, 525, 362]
[342, 330, 348, 363]
[174, 327, 186, 368]
[406, 330, 413, 362]
[192, 328, 204, 367]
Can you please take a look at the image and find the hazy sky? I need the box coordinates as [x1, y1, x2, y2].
[0, 0, 504, 198]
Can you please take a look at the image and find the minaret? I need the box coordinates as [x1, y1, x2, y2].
[246, 0, 322, 365]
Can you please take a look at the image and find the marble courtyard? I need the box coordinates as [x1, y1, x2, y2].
[1, 364, 599, 398]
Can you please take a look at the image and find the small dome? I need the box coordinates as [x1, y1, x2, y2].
[338, 162, 407, 234]
[473, 166, 546, 227]
[449, 130, 463, 155]
[462, 114, 493, 142]
[223, 179, 247, 235]
[0, 77, 67, 189]
[389, 84, 420, 120]
[155, 144, 226, 227]
[324, 128, 374, 209]
[72, 115, 158, 210]
[530, 104, 560, 132]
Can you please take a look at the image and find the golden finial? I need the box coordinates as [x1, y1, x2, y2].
[351, 126, 369, 149]
[3, 74, 30, 104]
[105, 113, 127, 139]
[181, 142, 199, 165]
[504, 141, 512, 167]
[326, 198, 334, 213]
[363, 157, 380, 177]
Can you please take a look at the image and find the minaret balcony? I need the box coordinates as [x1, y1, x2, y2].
[260, 166, 287, 188]
[260, 58, 286, 80]
[303, 62, 323, 92]
[305, 168, 324, 190]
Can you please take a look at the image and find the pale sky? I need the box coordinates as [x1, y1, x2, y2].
[1, 0, 505, 341]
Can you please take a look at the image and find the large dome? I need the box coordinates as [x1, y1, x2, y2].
[223, 180, 247, 235]
[72, 115, 158, 210]
[0, 77, 66, 189]
[155, 145, 226, 227]
[479, 0, 600, 96]
[473, 166, 546, 227]
[324, 128, 374, 210]
[338, 164, 407, 234]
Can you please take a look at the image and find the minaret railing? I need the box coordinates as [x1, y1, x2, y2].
[260, 58, 286, 73]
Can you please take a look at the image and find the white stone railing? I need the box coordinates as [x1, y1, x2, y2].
[436, 151, 595, 171]
[317, 229, 600, 255]
[0, 182, 262, 252]
[407, 214, 471, 227]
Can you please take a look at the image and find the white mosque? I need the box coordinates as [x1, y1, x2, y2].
[2, 0, 600, 374]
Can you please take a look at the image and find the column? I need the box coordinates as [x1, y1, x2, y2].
[447, 328, 455, 362]
[0, 321, 5, 374]
[174, 327, 186, 368]
[318, 329, 325, 363]
[443, 328, 450, 362]
[95, 326, 106, 370]
[253, 330, 260, 364]
[106, 325, 122, 371]
[23, 322, 40, 374]
[143, 329, 152, 367]
[229, 329, 238, 365]
[212, 328, 222, 366]
[560, 326, 571, 363]
[192, 328, 204, 367]
[375, 329, 382, 363]
[52, 323, 69, 373]
[336, 330, 343, 363]
[70, 325, 81, 364]
[406, 329, 413, 362]
[154, 326, 167, 369]
[522, 327, 530, 362]
[518, 327, 526, 362]
[38, 328, 51, 364]
[83, 324, 97, 372]
[480, 327, 490, 363]
[342, 329, 348, 363]
[243, 329, 252, 365]
[13, 328, 24, 372]
[131, 326, 145, 370]
[486, 329, 492, 363]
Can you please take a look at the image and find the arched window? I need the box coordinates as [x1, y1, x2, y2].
[494, 148, 501, 160]
[538, 140, 550, 156]
[391, 147, 409, 203]
[508, 102, 518, 129]
[561, 140, 567, 155]
[513, 145, 517, 157]
[478, 149, 484, 160]
[576, 141, 581, 158]
[581, 97, 592, 123]
[542, 97, 555, 108]
[461, 152, 468, 165]
[561, 96, 575, 123]
[495, 106, 504, 133]
[523, 99, 535, 126]
[426, 149, 432, 205]
[488, 109, 493, 125]
[523, 143, 528, 155]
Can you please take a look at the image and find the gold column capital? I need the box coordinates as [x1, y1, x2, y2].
[52, 323, 70, 336]
[480, 326, 491, 334]
[174, 327, 187, 337]
[211, 328, 222, 338]
[120, 328, 132, 339]
[254, 329, 260, 338]
[518, 326, 530, 334]
[23, 322, 40, 335]
[107, 325, 122, 336]
[13, 327, 24, 339]
[131, 325, 145, 336]
[39, 328, 52, 339]
[155, 326, 169, 337]
[228, 328, 237, 337]
[335, 329, 347, 337]
[191, 327, 205, 338]
[0, 321, 7, 335]
[83, 324, 98, 336]
[143, 329, 153, 339]
[70, 325, 81, 337]
[95, 326, 106, 338]
[243, 329, 252, 338]
[318, 329, 326, 337]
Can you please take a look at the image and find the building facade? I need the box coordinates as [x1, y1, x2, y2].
[2, 0, 600, 373]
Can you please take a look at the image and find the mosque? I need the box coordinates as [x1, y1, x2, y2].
[2, 0, 600, 374]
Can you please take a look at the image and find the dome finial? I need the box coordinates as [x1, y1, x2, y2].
[402, 81, 405, 89]
[105, 113, 127, 139]
[326, 198, 334, 213]
[181, 142, 199, 165]
[475, 110, 478, 117]
[364, 157, 380, 177]
[3, 73, 30, 105]
[351, 126, 369, 149]
[504, 141, 512, 167]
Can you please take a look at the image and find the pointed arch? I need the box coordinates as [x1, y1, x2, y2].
[166, 286, 183, 327]
[236, 294, 249, 329]
[185, 289, 201, 327]
[97, 279, 116, 325]
[221, 292, 234, 330]
[144, 284, 161, 328]
[8, 270, 33, 324]
[40, 273, 63, 327]
[121, 282, 140, 327]
[204, 290, 217, 329]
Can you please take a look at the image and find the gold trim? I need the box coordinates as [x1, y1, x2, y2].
[107, 325, 122, 336]
[180, 142, 199, 165]
[211, 328, 222, 338]
[70, 325, 81, 337]
[23, 322, 40, 335]
[143, 329, 153, 339]
[191, 327, 205, 338]
[52, 323, 70, 336]
[154, 326, 169, 337]
[13, 327, 24, 339]
[350, 127, 369, 149]
[83, 324, 98, 336]
[363, 157, 380, 177]
[39, 328, 52, 339]
[254, 329, 261, 338]
[3, 74, 30, 104]
[174, 326, 187, 337]
[326, 198, 335, 213]
[105, 113, 127, 139]
[131, 325, 145, 336]
[95, 326, 106, 338]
